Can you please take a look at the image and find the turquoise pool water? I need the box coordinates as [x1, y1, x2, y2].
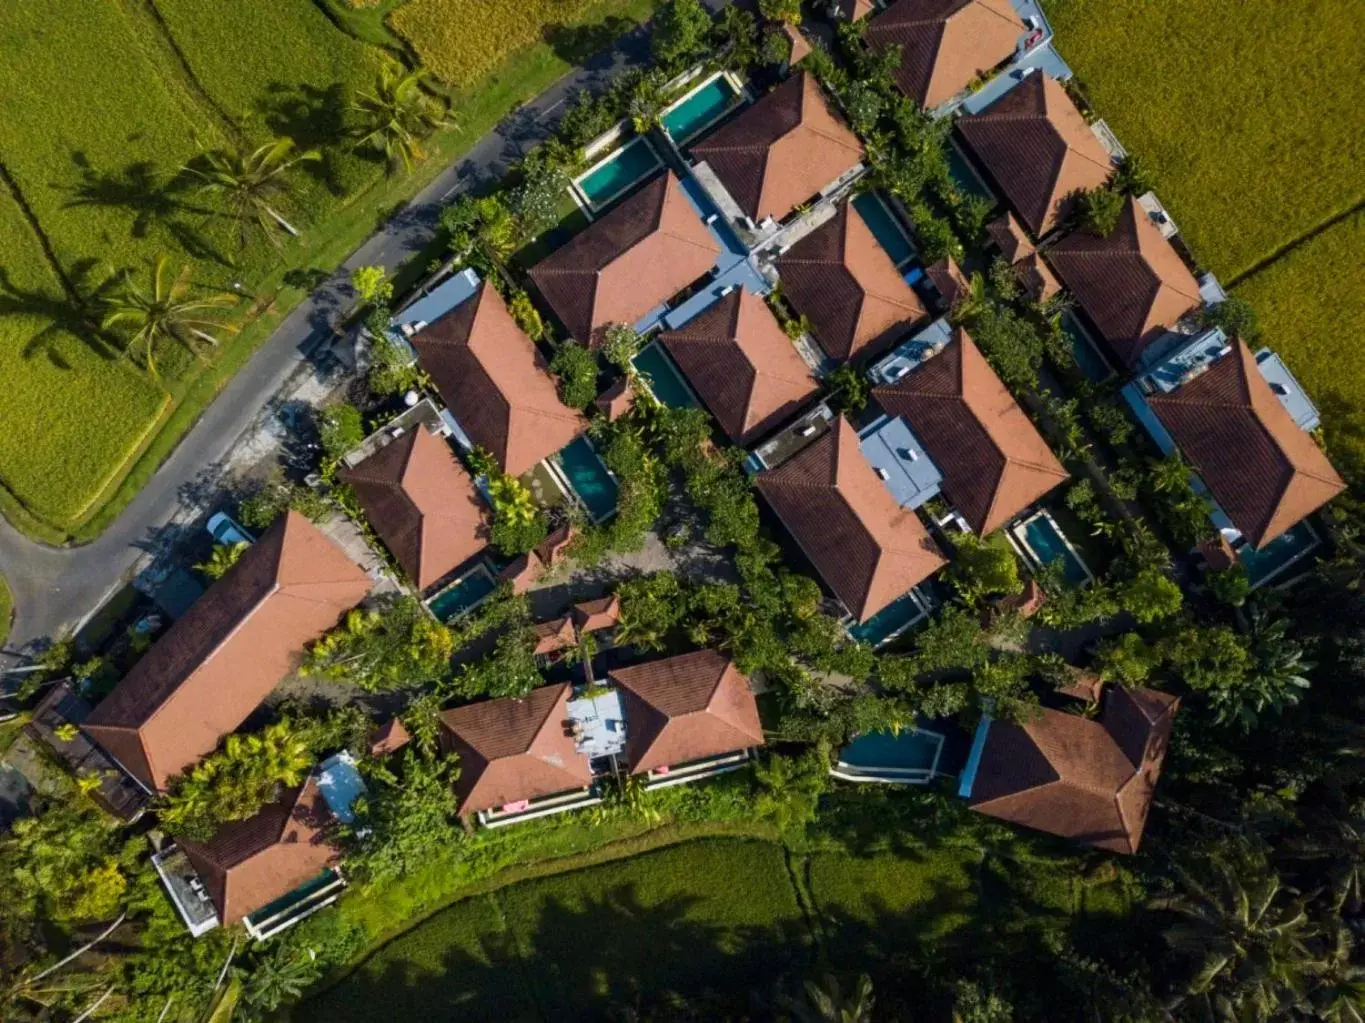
[558, 436, 619, 522]
[632, 342, 698, 409]
[947, 145, 995, 202]
[246, 868, 339, 927]
[1065, 318, 1113, 381]
[849, 592, 924, 646]
[853, 193, 916, 267]
[1238, 520, 1319, 587]
[663, 76, 741, 144]
[427, 568, 496, 622]
[576, 138, 660, 208]
[839, 729, 941, 773]
[1019, 515, 1090, 584]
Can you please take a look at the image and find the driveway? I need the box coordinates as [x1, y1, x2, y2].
[0, 9, 727, 662]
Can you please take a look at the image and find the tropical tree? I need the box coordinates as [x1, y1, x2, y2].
[101, 256, 237, 378]
[758, 0, 802, 26]
[1096, 632, 1161, 687]
[195, 541, 247, 582]
[753, 744, 831, 835]
[781, 973, 875, 1023]
[159, 720, 314, 839]
[651, 0, 712, 67]
[549, 341, 599, 409]
[1078, 185, 1124, 236]
[301, 597, 455, 692]
[1311, 925, 1365, 1023]
[601, 322, 644, 370]
[486, 472, 549, 555]
[350, 63, 452, 173]
[1151, 850, 1319, 1019]
[347, 748, 461, 883]
[1115, 565, 1184, 624]
[349, 264, 393, 306]
[1233, 607, 1313, 729]
[947, 531, 1023, 607]
[184, 137, 320, 250]
[239, 946, 321, 1017]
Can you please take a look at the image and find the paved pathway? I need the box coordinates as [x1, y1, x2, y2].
[0, 12, 723, 662]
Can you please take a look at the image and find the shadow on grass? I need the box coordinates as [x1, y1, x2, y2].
[542, 16, 640, 68]
[0, 258, 122, 367]
[256, 82, 377, 197]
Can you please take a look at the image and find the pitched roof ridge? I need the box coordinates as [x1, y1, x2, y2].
[800, 120, 869, 156]
[964, 0, 1025, 30]
[527, 683, 573, 756]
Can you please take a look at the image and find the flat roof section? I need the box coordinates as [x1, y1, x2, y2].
[857, 415, 943, 509]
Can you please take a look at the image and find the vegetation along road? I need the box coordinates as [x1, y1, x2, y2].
[0, 0, 723, 663]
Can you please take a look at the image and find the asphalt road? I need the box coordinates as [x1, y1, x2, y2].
[0, 14, 712, 661]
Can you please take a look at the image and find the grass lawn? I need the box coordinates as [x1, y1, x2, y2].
[305, 837, 809, 1020]
[1044, 0, 1365, 279]
[1236, 210, 1365, 479]
[391, 0, 658, 88]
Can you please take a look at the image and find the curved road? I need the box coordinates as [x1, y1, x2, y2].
[0, 14, 713, 661]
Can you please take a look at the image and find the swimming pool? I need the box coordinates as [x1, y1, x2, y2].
[426, 565, 497, 622]
[573, 137, 662, 211]
[1065, 316, 1114, 381]
[632, 341, 699, 409]
[853, 192, 916, 268]
[556, 436, 620, 523]
[663, 73, 743, 144]
[947, 144, 995, 203]
[832, 728, 945, 784]
[1239, 520, 1320, 588]
[848, 590, 928, 646]
[1012, 510, 1092, 585]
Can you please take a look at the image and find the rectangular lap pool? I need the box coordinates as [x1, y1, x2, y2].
[426, 564, 497, 622]
[1012, 510, 1093, 585]
[572, 137, 662, 212]
[555, 436, 619, 523]
[632, 341, 699, 409]
[848, 590, 928, 647]
[662, 72, 743, 145]
[947, 144, 995, 203]
[1239, 520, 1320, 589]
[832, 728, 945, 784]
[853, 192, 916, 268]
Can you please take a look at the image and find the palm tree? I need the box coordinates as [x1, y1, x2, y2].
[1149, 453, 1192, 495]
[350, 63, 452, 174]
[195, 541, 248, 581]
[101, 256, 238, 378]
[781, 973, 876, 1023]
[950, 271, 989, 326]
[1150, 853, 1318, 1019]
[185, 137, 320, 250]
[1312, 926, 1365, 1023]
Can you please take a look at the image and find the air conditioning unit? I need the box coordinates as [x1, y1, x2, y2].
[875, 467, 890, 480]
[798, 424, 818, 437]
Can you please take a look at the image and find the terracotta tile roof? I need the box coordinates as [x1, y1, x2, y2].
[756, 418, 947, 621]
[410, 282, 587, 477]
[692, 72, 865, 223]
[594, 377, 635, 421]
[1017, 251, 1061, 302]
[84, 512, 370, 792]
[777, 203, 928, 362]
[609, 651, 764, 774]
[659, 290, 819, 443]
[872, 329, 1068, 533]
[535, 522, 576, 567]
[783, 23, 813, 65]
[179, 778, 341, 924]
[499, 551, 546, 594]
[1044, 197, 1203, 368]
[438, 684, 592, 814]
[1198, 534, 1238, 572]
[956, 73, 1113, 236]
[1146, 340, 1345, 548]
[369, 717, 411, 758]
[987, 211, 1034, 263]
[866, 0, 1024, 109]
[532, 616, 578, 655]
[529, 173, 720, 344]
[572, 594, 621, 633]
[968, 686, 1179, 853]
[926, 256, 971, 310]
[338, 427, 489, 590]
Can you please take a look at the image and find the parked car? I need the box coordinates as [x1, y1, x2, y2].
[206, 512, 253, 547]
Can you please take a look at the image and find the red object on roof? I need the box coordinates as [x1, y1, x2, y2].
[179, 778, 341, 924]
[865, 0, 1025, 109]
[872, 328, 1068, 534]
[1045, 197, 1203, 369]
[1146, 339, 1344, 548]
[438, 684, 592, 815]
[84, 512, 370, 792]
[529, 173, 720, 345]
[756, 418, 947, 622]
[956, 73, 1112, 237]
[692, 72, 865, 224]
[338, 426, 489, 590]
[777, 203, 928, 363]
[968, 686, 1179, 853]
[609, 650, 764, 774]
[658, 289, 819, 444]
[410, 282, 587, 477]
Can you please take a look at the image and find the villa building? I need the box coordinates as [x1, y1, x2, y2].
[83, 512, 370, 792]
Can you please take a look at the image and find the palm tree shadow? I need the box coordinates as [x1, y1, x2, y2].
[256, 82, 371, 195]
[0, 258, 123, 366]
[58, 153, 234, 268]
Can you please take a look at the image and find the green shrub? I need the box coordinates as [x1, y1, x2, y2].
[549, 342, 600, 409]
[1078, 186, 1125, 237]
[652, 0, 713, 68]
[317, 403, 365, 464]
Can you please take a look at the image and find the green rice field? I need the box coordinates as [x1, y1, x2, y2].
[1045, 0, 1364, 280]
